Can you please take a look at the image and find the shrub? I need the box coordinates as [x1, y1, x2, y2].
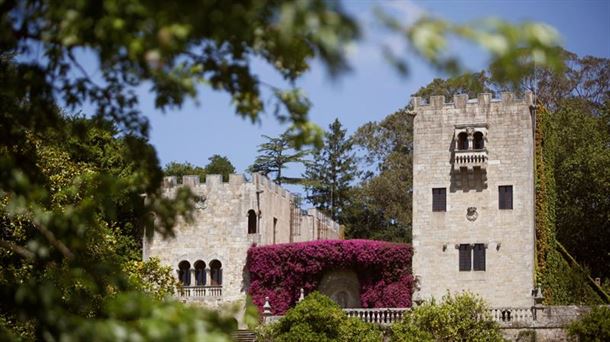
[567, 306, 610, 342]
[339, 317, 383, 342]
[260, 292, 382, 342]
[247, 239, 413, 314]
[391, 292, 504, 342]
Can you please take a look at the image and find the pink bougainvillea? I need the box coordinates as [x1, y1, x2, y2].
[246, 239, 413, 314]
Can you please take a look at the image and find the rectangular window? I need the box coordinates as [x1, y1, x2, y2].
[499, 185, 513, 209]
[432, 188, 446, 212]
[473, 244, 486, 271]
[458, 244, 472, 271]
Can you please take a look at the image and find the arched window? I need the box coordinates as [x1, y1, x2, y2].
[194, 260, 206, 286]
[178, 260, 191, 286]
[210, 259, 222, 286]
[247, 209, 257, 234]
[457, 132, 468, 150]
[473, 132, 484, 149]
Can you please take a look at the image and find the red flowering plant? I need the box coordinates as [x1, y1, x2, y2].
[246, 239, 413, 314]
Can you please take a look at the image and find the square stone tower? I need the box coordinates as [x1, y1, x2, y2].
[411, 92, 535, 307]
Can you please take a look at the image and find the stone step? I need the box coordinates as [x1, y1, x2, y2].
[233, 329, 256, 342]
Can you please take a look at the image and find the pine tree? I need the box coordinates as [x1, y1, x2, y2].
[249, 132, 309, 185]
[304, 119, 357, 222]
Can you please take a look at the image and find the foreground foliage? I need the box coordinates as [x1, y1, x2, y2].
[247, 240, 413, 314]
[259, 292, 382, 342]
[391, 293, 504, 342]
[567, 306, 610, 342]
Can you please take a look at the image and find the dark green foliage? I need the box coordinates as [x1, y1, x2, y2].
[304, 119, 357, 222]
[260, 292, 382, 342]
[250, 132, 309, 185]
[164, 161, 207, 182]
[164, 155, 236, 182]
[567, 306, 610, 342]
[413, 71, 494, 99]
[391, 293, 505, 342]
[540, 248, 603, 305]
[206, 155, 237, 182]
[347, 109, 413, 242]
[552, 100, 610, 280]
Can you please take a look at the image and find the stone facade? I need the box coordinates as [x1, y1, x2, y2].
[411, 92, 536, 307]
[143, 172, 340, 309]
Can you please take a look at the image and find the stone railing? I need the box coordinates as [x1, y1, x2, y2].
[488, 307, 534, 324]
[344, 308, 409, 325]
[180, 285, 222, 298]
[453, 149, 488, 171]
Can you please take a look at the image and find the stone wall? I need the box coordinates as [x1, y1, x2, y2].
[411, 92, 536, 307]
[143, 173, 340, 309]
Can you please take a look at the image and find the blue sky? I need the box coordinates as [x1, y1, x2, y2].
[143, 0, 609, 182]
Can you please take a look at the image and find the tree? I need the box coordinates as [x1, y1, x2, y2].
[552, 99, 610, 280]
[413, 71, 494, 99]
[205, 155, 236, 182]
[304, 119, 357, 222]
[164, 155, 236, 183]
[249, 132, 309, 185]
[164, 161, 207, 182]
[346, 110, 413, 242]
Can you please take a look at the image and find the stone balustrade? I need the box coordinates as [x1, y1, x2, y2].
[180, 285, 222, 297]
[488, 307, 534, 324]
[344, 308, 409, 325]
[453, 149, 488, 171]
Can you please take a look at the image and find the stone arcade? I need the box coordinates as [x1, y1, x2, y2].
[143, 173, 340, 307]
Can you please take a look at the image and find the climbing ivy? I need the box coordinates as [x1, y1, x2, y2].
[535, 104, 604, 304]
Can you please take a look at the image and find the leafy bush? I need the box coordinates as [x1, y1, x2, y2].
[260, 292, 382, 342]
[391, 292, 504, 342]
[567, 306, 610, 342]
[247, 239, 413, 314]
[123, 257, 179, 300]
[339, 316, 383, 342]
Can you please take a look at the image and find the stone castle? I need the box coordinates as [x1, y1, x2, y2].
[411, 91, 536, 307]
[143, 173, 340, 307]
[145, 91, 538, 310]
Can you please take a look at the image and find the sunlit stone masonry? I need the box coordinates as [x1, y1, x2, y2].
[411, 92, 536, 307]
[143, 172, 340, 309]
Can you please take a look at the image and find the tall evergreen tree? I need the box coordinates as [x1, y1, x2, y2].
[304, 119, 357, 222]
[249, 132, 309, 185]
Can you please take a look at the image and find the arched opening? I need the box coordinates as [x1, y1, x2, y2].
[473, 131, 484, 149]
[210, 259, 222, 286]
[247, 210, 257, 234]
[178, 260, 191, 286]
[194, 260, 206, 286]
[457, 132, 468, 150]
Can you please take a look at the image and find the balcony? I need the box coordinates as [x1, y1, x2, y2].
[453, 149, 488, 171]
[180, 285, 222, 298]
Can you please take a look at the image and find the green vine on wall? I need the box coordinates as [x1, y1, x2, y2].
[534, 103, 604, 305]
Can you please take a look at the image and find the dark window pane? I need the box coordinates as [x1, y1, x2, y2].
[432, 188, 446, 212]
[459, 244, 472, 271]
[248, 210, 257, 234]
[473, 244, 486, 271]
[499, 185, 513, 210]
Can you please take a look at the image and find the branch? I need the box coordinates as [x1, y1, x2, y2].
[32, 223, 74, 259]
[0, 240, 35, 260]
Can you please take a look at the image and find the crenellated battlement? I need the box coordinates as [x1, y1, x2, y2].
[411, 91, 534, 111]
[162, 172, 294, 200]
